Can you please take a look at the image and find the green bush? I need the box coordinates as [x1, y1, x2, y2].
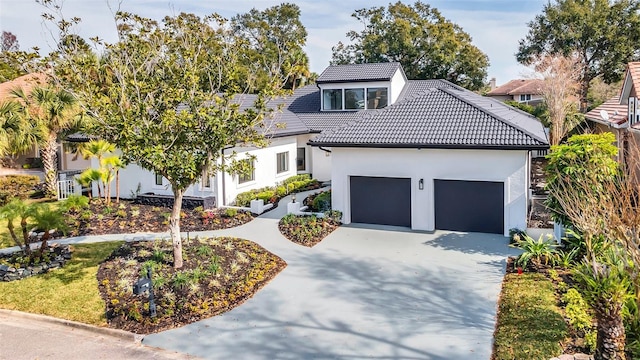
[312, 191, 331, 212]
[61, 195, 90, 213]
[510, 233, 558, 269]
[563, 288, 596, 352]
[0, 175, 40, 205]
[281, 174, 310, 185]
[234, 175, 320, 206]
[224, 208, 238, 218]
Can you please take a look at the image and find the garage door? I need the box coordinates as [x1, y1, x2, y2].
[434, 179, 504, 234]
[350, 176, 411, 227]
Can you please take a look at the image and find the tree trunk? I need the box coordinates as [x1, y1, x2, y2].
[579, 78, 590, 113]
[19, 216, 31, 256]
[40, 134, 59, 197]
[170, 186, 184, 269]
[115, 170, 120, 203]
[595, 302, 626, 360]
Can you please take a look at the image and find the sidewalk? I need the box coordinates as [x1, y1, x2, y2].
[0, 310, 197, 360]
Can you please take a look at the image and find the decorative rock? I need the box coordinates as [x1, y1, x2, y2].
[0, 245, 72, 282]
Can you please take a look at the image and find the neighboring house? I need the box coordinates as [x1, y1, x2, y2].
[109, 62, 550, 236]
[0, 73, 90, 173]
[486, 79, 544, 105]
[585, 62, 640, 175]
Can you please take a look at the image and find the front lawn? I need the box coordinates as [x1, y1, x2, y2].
[0, 241, 123, 325]
[493, 272, 568, 359]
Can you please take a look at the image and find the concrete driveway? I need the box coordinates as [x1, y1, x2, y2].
[143, 217, 517, 360]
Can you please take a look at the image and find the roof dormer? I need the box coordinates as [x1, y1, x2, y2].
[316, 62, 407, 111]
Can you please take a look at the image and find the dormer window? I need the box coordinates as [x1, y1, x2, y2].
[323, 89, 342, 110]
[322, 87, 388, 111]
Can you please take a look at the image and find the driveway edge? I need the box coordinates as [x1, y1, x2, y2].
[0, 309, 143, 343]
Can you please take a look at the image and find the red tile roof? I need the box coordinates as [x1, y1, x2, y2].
[585, 97, 628, 126]
[0, 73, 48, 102]
[487, 79, 543, 96]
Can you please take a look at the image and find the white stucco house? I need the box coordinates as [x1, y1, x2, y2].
[106, 62, 549, 236]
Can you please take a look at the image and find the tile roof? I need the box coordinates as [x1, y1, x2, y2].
[584, 97, 628, 127]
[0, 73, 48, 101]
[317, 62, 402, 84]
[309, 86, 548, 149]
[629, 62, 640, 96]
[487, 79, 543, 96]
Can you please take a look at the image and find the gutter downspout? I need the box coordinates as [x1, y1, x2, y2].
[318, 146, 332, 154]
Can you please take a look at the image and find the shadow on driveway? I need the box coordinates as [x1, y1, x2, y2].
[143, 229, 509, 359]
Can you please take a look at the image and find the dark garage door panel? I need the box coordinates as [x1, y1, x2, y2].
[350, 176, 411, 227]
[434, 180, 504, 234]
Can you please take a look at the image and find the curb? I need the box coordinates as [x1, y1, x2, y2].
[0, 309, 144, 343]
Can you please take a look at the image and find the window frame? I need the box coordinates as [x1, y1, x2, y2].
[276, 151, 289, 174]
[296, 147, 306, 171]
[154, 173, 163, 186]
[519, 94, 532, 102]
[238, 159, 255, 184]
[322, 89, 343, 110]
[344, 88, 365, 110]
[367, 87, 388, 109]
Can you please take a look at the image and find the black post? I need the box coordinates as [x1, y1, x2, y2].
[147, 268, 157, 318]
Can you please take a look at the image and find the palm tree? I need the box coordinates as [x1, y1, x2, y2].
[11, 85, 82, 197]
[0, 101, 41, 159]
[77, 168, 104, 199]
[0, 199, 32, 256]
[28, 203, 67, 254]
[79, 139, 115, 163]
[101, 155, 124, 204]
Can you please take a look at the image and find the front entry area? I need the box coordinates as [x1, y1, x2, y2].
[350, 176, 411, 227]
[434, 179, 504, 234]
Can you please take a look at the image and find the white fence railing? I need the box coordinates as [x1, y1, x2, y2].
[57, 179, 80, 201]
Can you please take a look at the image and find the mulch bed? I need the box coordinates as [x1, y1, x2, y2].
[65, 199, 254, 237]
[278, 215, 340, 247]
[97, 236, 286, 334]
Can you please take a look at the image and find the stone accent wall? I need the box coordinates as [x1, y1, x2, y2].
[134, 193, 211, 209]
[0, 244, 72, 282]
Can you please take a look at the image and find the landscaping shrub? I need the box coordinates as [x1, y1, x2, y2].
[223, 208, 238, 218]
[510, 233, 558, 269]
[563, 288, 596, 352]
[312, 191, 331, 212]
[0, 175, 40, 206]
[234, 175, 320, 206]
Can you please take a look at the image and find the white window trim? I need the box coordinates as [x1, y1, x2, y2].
[276, 151, 289, 174]
[238, 159, 255, 185]
[153, 172, 164, 189]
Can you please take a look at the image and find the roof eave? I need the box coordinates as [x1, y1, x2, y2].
[307, 142, 549, 151]
[316, 78, 392, 84]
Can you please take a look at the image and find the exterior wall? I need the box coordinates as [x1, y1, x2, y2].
[296, 134, 332, 182]
[330, 147, 529, 236]
[486, 95, 511, 102]
[218, 137, 298, 206]
[389, 68, 407, 104]
[514, 94, 543, 104]
[102, 137, 297, 205]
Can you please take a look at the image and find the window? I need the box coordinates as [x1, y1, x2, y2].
[155, 173, 163, 186]
[519, 94, 532, 102]
[296, 147, 306, 171]
[277, 151, 289, 173]
[202, 171, 211, 189]
[323, 89, 342, 110]
[238, 159, 255, 184]
[367, 88, 388, 109]
[345, 88, 365, 109]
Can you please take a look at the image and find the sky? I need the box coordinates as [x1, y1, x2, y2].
[0, 0, 548, 85]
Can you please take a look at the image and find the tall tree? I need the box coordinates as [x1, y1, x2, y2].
[11, 85, 83, 196]
[0, 31, 26, 82]
[54, 12, 287, 269]
[517, 0, 640, 111]
[1, 31, 19, 52]
[331, 1, 489, 90]
[231, 3, 310, 91]
[533, 53, 582, 145]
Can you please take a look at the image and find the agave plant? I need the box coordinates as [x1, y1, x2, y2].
[511, 233, 558, 269]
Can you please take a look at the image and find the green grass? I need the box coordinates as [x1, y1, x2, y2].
[0, 241, 122, 325]
[493, 273, 568, 360]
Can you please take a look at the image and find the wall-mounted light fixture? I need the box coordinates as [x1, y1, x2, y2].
[419, 178, 424, 190]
